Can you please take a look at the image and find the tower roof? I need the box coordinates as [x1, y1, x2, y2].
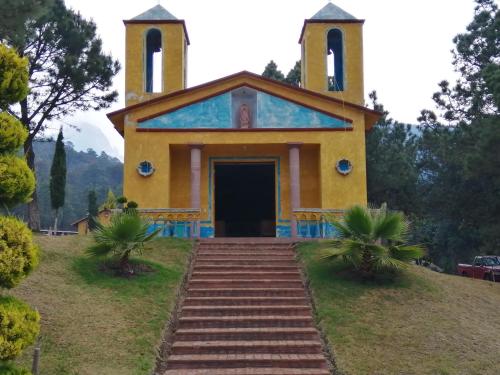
[299, 2, 363, 43]
[311, 2, 357, 20]
[131, 4, 178, 21]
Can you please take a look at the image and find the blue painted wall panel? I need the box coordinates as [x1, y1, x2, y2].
[138, 88, 351, 130]
[256, 92, 348, 128]
[139, 93, 232, 129]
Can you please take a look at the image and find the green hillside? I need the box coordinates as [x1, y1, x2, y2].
[298, 241, 500, 375]
[10, 235, 191, 375]
[13, 141, 123, 230]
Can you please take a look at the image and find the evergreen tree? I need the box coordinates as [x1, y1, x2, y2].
[366, 91, 419, 215]
[0, 0, 53, 46]
[0, 44, 34, 211]
[100, 189, 117, 210]
[87, 190, 98, 231]
[420, 0, 499, 124]
[0, 42, 39, 374]
[0, 0, 120, 230]
[285, 61, 301, 87]
[49, 128, 66, 233]
[414, 0, 500, 270]
[262, 60, 286, 82]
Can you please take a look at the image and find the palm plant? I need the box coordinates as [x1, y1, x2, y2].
[86, 211, 160, 274]
[320, 205, 424, 278]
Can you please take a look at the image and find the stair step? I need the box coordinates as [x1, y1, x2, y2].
[196, 259, 297, 265]
[184, 297, 308, 306]
[196, 255, 295, 261]
[174, 327, 320, 341]
[164, 240, 330, 374]
[189, 279, 303, 288]
[166, 353, 328, 369]
[171, 340, 323, 355]
[198, 244, 293, 251]
[187, 288, 306, 297]
[164, 368, 330, 375]
[181, 305, 311, 317]
[193, 265, 298, 272]
[178, 315, 313, 329]
[198, 242, 292, 247]
[196, 253, 295, 258]
[191, 272, 301, 280]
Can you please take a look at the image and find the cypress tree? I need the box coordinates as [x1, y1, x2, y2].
[87, 189, 98, 231]
[49, 128, 66, 233]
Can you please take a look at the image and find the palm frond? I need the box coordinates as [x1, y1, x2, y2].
[365, 243, 389, 257]
[85, 242, 113, 257]
[318, 246, 352, 260]
[373, 256, 409, 271]
[373, 211, 406, 241]
[329, 220, 352, 239]
[343, 206, 373, 238]
[389, 244, 425, 261]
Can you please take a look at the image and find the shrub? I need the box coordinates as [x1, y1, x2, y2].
[86, 211, 159, 274]
[0, 44, 29, 110]
[0, 217, 39, 289]
[126, 200, 138, 209]
[0, 296, 40, 360]
[0, 155, 35, 208]
[0, 361, 31, 375]
[0, 113, 27, 154]
[320, 205, 424, 278]
[116, 196, 127, 205]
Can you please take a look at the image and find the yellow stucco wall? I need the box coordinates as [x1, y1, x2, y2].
[125, 23, 187, 106]
[114, 11, 375, 237]
[301, 22, 364, 105]
[168, 144, 320, 223]
[77, 221, 87, 235]
[120, 75, 369, 227]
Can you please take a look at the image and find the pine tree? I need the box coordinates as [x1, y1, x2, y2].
[0, 0, 120, 230]
[87, 190, 98, 231]
[49, 128, 66, 233]
[285, 61, 301, 87]
[262, 60, 285, 82]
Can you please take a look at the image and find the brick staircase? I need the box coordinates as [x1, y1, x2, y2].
[163, 238, 331, 375]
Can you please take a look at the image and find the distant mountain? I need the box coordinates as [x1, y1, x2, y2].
[62, 119, 124, 161]
[13, 141, 123, 230]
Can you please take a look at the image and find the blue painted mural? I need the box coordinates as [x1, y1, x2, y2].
[138, 87, 351, 130]
[256, 92, 348, 128]
[139, 93, 232, 129]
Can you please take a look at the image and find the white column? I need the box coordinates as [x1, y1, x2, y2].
[189, 143, 203, 237]
[288, 143, 302, 238]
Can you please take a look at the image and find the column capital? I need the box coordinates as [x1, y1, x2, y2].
[287, 142, 303, 149]
[188, 143, 204, 149]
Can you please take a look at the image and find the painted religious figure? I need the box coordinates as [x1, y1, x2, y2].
[239, 103, 251, 128]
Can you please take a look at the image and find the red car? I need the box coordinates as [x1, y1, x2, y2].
[458, 256, 500, 281]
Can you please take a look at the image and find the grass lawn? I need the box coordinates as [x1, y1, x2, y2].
[298, 241, 500, 375]
[9, 234, 192, 375]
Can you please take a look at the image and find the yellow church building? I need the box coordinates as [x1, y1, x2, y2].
[107, 3, 381, 239]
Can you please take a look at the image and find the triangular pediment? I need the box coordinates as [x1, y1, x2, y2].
[137, 86, 352, 130]
[108, 71, 382, 135]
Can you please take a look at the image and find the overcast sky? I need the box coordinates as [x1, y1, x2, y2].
[58, 0, 493, 160]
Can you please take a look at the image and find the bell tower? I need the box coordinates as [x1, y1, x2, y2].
[299, 3, 364, 105]
[124, 5, 189, 106]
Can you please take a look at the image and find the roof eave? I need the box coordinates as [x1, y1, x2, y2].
[107, 70, 382, 131]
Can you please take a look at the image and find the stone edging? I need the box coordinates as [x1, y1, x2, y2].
[153, 240, 199, 375]
[293, 241, 343, 375]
